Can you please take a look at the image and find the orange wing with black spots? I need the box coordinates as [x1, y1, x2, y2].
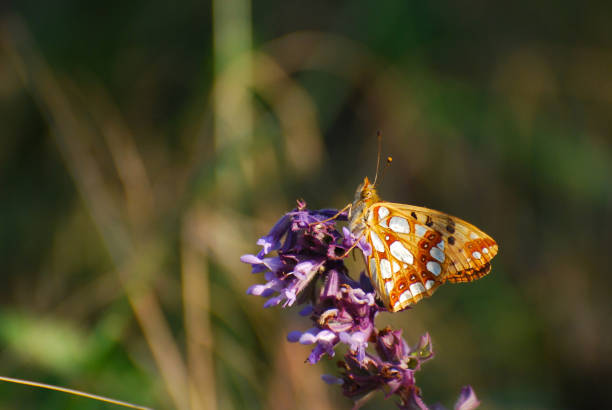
[362, 202, 498, 312]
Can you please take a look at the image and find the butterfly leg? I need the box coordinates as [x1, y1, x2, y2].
[308, 203, 351, 228]
[338, 230, 366, 258]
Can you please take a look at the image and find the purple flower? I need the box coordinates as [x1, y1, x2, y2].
[336, 329, 434, 407]
[240, 254, 285, 274]
[342, 226, 372, 257]
[241, 201, 480, 409]
[376, 327, 410, 364]
[454, 386, 480, 410]
[256, 214, 291, 257]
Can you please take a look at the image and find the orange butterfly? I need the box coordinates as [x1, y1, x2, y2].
[341, 138, 498, 312]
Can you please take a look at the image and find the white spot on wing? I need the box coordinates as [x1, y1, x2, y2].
[370, 231, 384, 252]
[430, 247, 445, 263]
[394, 301, 401, 310]
[482, 248, 489, 254]
[392, 261, 400, 273]
[389, 216, 410, 233]
[436, 241, 444, 250]
[426, 261, 442, 276]
[415, 224, 427, 237]
[399, 290, 412, 303]
[425, 280, 435, 290]
[410, 283, 425, 296]
[470, 232, 478, 240]
[390, 241, 414, 264]
[472, 251, 482, 260]
[380, 259, 392, 279]
[378, 206, 389, 219]
[378, 207, 389, 228]
[385, 281, 394, 294]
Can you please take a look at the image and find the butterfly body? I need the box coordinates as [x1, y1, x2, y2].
[349, 176, 498, 312]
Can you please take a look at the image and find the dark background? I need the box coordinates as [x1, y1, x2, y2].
[1, 1, 611, 409]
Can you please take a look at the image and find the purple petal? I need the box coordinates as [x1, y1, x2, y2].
[321, 269, 340, 299]
[282, 287, 298, 307]
[256, 237, 273, 256]
[283, 258, 325, 304]
[306, 331, 339, 364]
[342, 226, 352, 241]
[411, 332, 434, 364]
[454, 386, 480, 410]
[240, 254, 280, 274]
[357, 236, 372, 257]
[256, 214, 291, 257]
[376, 328, 408, 363]
[326, 317, 354, 333]
[240, 254, 262, 265]
[263, 295, 284, 308]
[287, 331, 303, 343]
[341, 227, 357, 250]
[298, 328, 320, 345]
[263, 257, 284, 272]
[245, 284, 261, 295]
[316, 329, 337, 343]
[403, 387, 430, 410]
[307, 343, 334, 363]
[345, 287, 376, 306]
[246, 284, 276, 297]
[299, 305, 313, 316]
[340, 331, 370, 364]
[339, 331, 368, 352]
[321, 374, 344, 385]
[292, 260, 316, 279]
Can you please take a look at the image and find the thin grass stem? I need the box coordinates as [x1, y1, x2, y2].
[0, 376, 152, 410]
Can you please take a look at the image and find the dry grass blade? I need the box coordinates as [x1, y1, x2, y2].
[84, 82, 156, 230]
[182, 214, 217, 410]
[2, 17, 190, 410]
[251, 51, 325, 175]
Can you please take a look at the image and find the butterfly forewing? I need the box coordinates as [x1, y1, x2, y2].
[363, 202, 498, 312]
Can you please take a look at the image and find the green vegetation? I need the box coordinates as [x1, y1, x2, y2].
[0, 1, 610, 408]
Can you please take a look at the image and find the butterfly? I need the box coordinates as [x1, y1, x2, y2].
[346, 175, 498, 312]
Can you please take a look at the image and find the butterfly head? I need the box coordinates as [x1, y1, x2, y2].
[354, 176, 380, 204]
[349, 177, 380, 234]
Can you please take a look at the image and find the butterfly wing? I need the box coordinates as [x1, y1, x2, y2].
[362, 202, 498, 312]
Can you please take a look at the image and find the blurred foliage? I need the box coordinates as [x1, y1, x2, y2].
[0, 1, 611, 409]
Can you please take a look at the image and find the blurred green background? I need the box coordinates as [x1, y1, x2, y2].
[1, 1, 611, 409]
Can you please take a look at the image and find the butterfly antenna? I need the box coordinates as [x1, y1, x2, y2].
[372, 130, 383, 186]
[377, 156, 393, 186]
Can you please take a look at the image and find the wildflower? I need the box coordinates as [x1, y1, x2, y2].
[241, 201, 480, 409]
[453, 386, 481, 410]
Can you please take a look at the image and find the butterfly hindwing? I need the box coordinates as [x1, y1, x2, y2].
[445, 262, 492, 283]
[365, 225, 444, 311]
[363, 202, 498, 311]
